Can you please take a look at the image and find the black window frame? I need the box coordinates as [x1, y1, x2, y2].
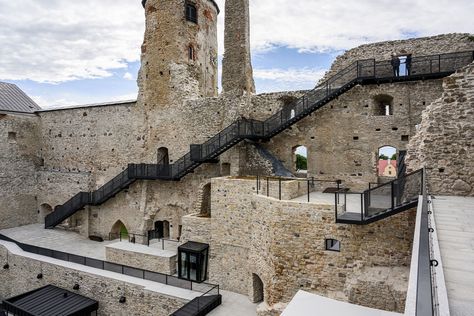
[185, 2, 198, 24]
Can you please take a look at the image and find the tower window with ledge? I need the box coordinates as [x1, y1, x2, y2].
[186, 2, 198, 23]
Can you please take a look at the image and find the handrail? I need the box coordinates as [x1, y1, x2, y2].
[0, 233, 218, 295]
[46, 50, 474, 228]
[415, 168, 434, 315]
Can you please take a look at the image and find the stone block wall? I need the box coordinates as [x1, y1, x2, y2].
[105, 242, 177, 275]
[0, 114, 40, 229]
[0, 243, 187, 316]
[196, 177, 415, 313]
[407, 62, 474, 195]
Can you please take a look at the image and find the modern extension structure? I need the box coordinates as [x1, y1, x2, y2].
[1, 1, 473, 315]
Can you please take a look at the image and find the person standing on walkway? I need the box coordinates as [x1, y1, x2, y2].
[391, 54, 400, 77]
[406, 54, 412, 76]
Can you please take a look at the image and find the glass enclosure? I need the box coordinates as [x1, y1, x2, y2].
[178, 241, 209, 283]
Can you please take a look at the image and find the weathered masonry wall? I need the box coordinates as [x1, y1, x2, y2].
[407, 62, 474, 195]
[0, 114, 40, 229]
[321, 33, 474, 82]
[0, 243, 187, 316]
[105, 242, 177, 275]
[197, 177, 415, 313]
[139, 0, 218, 109]
[252, 80, 443, 191]
[222, 0, 255, 94]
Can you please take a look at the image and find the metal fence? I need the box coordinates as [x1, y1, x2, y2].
[335, 169, 423, 223]
[0, 233, 218, 294]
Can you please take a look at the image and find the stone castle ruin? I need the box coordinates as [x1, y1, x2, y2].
[0, 0, 473, 315]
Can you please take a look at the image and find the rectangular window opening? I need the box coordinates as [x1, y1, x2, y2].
[325, 239, 340, 252]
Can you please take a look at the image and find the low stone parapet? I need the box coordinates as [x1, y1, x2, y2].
[105, 241, 177, 275]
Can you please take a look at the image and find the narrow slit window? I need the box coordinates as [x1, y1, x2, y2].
[188, 45, 195, 61]
[186, 3, 198, 23]
[325, 239, 340, 252]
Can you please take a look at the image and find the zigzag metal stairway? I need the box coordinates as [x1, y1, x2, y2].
[45, 50, 474, 229]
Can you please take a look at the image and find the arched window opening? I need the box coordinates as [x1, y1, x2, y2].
[157, 147, 169, 165]
[110, 220, 128, 240]
[185, 2, 197, 23]
[252, 273, 264, 303]
[378, 146, 397, 178]
[293, 145, 308, 178]
[373, 94, 394, 116]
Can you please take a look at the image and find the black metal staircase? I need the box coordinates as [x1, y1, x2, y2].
[45, 50, 474, 228]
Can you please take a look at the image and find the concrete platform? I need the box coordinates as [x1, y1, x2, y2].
[0, 224, 178, 260]
[208, 290, 257, 316]
[433, 195, 474, 316]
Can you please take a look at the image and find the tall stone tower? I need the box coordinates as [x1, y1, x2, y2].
[138, 0, 219, 107]
[222, 0, 255, 95]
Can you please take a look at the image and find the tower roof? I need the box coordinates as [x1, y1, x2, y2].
[141, 0, 220, 14]
[0, 82, 41, 114]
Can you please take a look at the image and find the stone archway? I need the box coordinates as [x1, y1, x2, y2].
[39, 203, 53, 223]
[110, 220, 128, 239]
[252, 273, 264, 303]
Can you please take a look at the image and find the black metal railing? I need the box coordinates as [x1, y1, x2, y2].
[255, 175, 341, 202]
[335, 169, 423, 224]
[0, 233, 218, 295]
[45, 50, 474, 228]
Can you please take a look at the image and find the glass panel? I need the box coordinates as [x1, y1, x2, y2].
[366, 183, 392, 218]
[180, 252, 188, 279]
[201, 250, 208, 281]
[189, 254, 198, 281]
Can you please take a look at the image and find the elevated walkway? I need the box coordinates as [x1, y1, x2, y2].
[45, 51, 474, 228]
[433, 196, 474, 315]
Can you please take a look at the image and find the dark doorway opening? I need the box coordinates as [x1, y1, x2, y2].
[154, 220, 170, 239]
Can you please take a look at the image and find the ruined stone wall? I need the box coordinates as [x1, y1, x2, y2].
[199, 177, 415, 313]
[0, 243, 187, 316]
[222, 0, 255, 94]
[0, 114, 40, 229]
[139, 0, 218, 109]
[407, 62, 474, 195]
[320, 33, 474, 82]
[252, 81, 443, 190]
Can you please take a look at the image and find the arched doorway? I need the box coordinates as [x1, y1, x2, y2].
[39, 203, 52, 223]
[293, 145, 308, 177]
[157, 147, 169, 165]
[378, 146, 397, 178]
[110, 220, 128, 240]
[252, 273, 264, 303]
[154, 220, 170, 239]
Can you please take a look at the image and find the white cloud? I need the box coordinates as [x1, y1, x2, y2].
[215, 0, 473, 54]
[0, 0, 144, 83]
[123, 72, 134, 80]
[254, 68, 326, 84]
[0, 0, 472, 85]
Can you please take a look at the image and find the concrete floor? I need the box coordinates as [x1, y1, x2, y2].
[208, 290, 257, 316]
[0, 224, 178, 260]
[433, 196, 474, 316]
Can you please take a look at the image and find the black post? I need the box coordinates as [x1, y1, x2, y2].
[256, 175, 259, 194]
[307, 179, 310, 203]
[267, 177, 269, 197]
[360, 193, 364, 222]
[279, 177, 282, 200]
[391, 181, 395, 210]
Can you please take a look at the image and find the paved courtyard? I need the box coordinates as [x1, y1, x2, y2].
[0, 224, 178, 260]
